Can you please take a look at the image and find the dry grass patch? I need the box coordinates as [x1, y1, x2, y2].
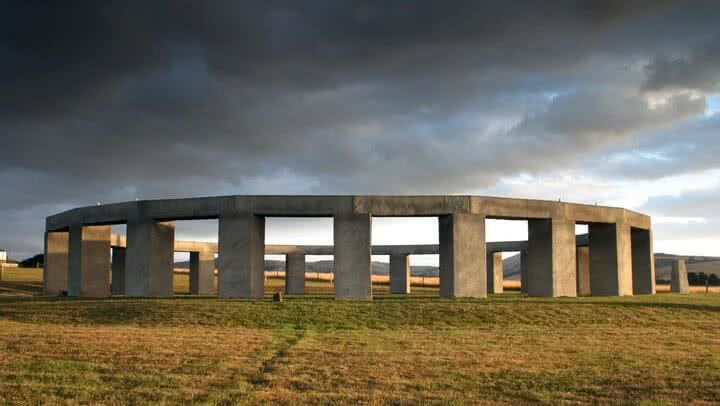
[1, 273, 720, 404]
[256, 325, 720, 404]
[0, 320, 274, 404]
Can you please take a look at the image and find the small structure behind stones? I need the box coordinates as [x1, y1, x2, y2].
[670, 260, 690, 294]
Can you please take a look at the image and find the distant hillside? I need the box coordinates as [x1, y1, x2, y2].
[654, 253, 720, 281]
[18, 254, 42, 268]
[505, 252, 720, 281]
[177, 252, 720, 282]
[176, 259, 439, 277]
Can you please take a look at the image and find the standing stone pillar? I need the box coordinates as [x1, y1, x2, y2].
[527, 217, 577, 297]
[520, 250, 528, 294]
[126, 220, 176, 297]
[670, 260, 689, 293]
[285, 252, 306, 295]
[589, 222, 633, 296]
[389, 253, 410, 294]
[439, 213, 486, 298]
[486, 252, 503, 294]
[218, 214, 265, 299]
[68, 225, 111, 297]
[632, 228, 655, 295]
[111, 247, 126, 295]
[190, 251, 216, 295]
[576, 246, 591, 295]
[44, 231, 69, 296]
[334, 213, 372, 300]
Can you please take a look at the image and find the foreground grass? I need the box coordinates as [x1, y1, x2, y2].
[0, 270, 719, 403]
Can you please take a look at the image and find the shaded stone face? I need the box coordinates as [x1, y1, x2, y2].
[576, 247, 591, 296]
[333, 213, 372, 300]
[285, 253, 306, 295]
[44, 232, 69, 296]
[68, 225, 111, 297]
[389, 254, 411, 295]
[670, 260, 690, 294]
[487, 252, 504, 294]
[189, 251, 215, 295]
[111, 247, 126, 295]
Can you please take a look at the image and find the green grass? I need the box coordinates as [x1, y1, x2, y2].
[1, 268, 719, 404]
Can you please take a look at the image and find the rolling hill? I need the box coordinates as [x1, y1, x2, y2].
[177, 252, 720, 282]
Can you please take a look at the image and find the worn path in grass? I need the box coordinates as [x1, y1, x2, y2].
[0, 269, 719, 403]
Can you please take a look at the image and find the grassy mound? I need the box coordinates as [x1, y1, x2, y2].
[0, 269, 718, 403]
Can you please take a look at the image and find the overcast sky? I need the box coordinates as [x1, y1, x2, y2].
[1, 1, 719, 262]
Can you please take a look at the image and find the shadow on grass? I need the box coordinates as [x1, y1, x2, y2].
[565, 298, 720, 313]
[0, 281, 43, 295]
[0, 290, 717, 332]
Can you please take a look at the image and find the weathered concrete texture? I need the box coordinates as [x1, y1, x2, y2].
[632, 228, 655, 295]
[334, 213, 372, 300]
[486, 252, 503, 294]
[389, 254, 411, 294]
[190, 251, 216, 295]
[126, 220, 176, 297]
[68, 225, 111, 297]
[111, 247, 126, 295]
[439, 213, 486, 298]
[285, 253, 306, 295]
[527, 218, 577, 297]
[576, 246, 591, 295]
[218, 214, 265, 299]
[47, 196, 653, 234]
[520, 250, 528, 294]
[589, 223, 633, 296]
[670, 260, 690, 293]
[44, 231, 69, 296]
[111, 235, 587, 258]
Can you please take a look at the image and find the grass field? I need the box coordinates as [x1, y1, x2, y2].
[0, 268, 719, 404]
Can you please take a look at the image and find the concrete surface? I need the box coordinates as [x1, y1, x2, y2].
[520, 250, 528, 294]
[632, 228, 655, 294]
[589, 223, 633, 296]
[109, 237, 562, 256]
[45, 195, 653, 300]
[334, 213, 372, 300]
[486, 252, 503, 294]
[576, 246, 590, 295]
[670, 260, 689, 293]
[190, 250, 215, 295]
[218, 214, 265, 299]
[126, 220, 175, 297]
[111, 247, 126, 295]
[48, 196, 652, 233]
[439, 213, 486, 298]
[68, 225, 111, 297]
[527, 218, 577, 297]
[44, 231, 69, 296]
[285, 253, 306, 295]
[389, 254, 410, 294]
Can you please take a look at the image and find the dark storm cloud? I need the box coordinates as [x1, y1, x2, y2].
[587, 114, 720, 180]
[644, 39, 720, 92]
[2, 1, 720, 258]
[0, 1, 674, 114]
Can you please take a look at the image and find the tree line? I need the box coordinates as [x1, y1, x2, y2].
[687, 272, 719, 286]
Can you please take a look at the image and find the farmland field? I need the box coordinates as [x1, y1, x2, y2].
[0, 267, 719, 404]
